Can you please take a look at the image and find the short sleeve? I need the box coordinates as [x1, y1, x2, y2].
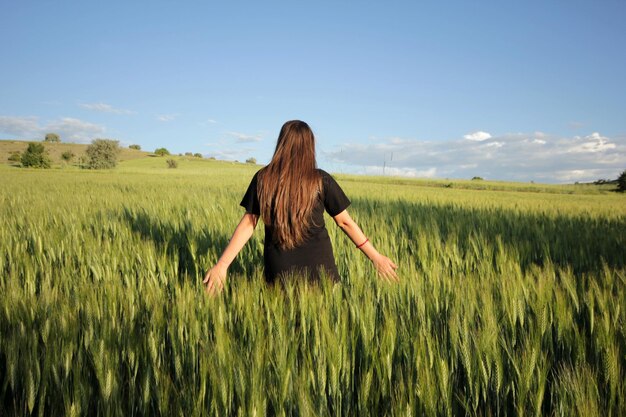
[239, 172, 261, 215]
[322, 170, 351, 216]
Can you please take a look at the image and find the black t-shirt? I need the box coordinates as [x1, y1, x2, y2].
[240, 168, 351, 283]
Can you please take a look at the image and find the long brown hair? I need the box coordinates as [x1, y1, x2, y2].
[257, 120, 322, 250]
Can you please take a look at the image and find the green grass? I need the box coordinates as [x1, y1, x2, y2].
[0, 160, 624, 416]
[342, 175, 618, 194]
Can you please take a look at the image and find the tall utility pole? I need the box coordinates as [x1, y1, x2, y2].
[340, 148, 343, 174]
[382, 152, 393, 176]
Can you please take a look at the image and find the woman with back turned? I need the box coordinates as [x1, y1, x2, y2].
[203, 120, 398, 294]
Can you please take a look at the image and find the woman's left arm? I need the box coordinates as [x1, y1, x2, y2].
[203, 212, 258, 295]
[332, 209, 399, 282]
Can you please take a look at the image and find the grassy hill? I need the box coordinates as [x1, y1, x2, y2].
[2, 138, 620, 195]
[119, 156, 619, 195]
[0, 139, 150, 166]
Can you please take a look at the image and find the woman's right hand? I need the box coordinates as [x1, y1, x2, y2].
[203, 262, 228, 296]
[372, 254, 399, 282]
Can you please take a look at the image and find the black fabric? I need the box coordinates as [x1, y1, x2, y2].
[239, 169, 351, 283]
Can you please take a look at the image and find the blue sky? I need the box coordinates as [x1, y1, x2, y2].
[1, 1, 624, 183]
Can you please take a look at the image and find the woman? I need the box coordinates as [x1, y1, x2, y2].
[203, 120, 398, 295]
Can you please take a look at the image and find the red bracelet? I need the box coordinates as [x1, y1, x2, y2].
[356, 238, 369, 249]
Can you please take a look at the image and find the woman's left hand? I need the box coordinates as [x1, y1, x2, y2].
[372, 254, 399, 282]
[203, 262, 228, 296]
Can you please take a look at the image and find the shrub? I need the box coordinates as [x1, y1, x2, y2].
[246, 157, 257, 164]
[44, 133, 60, 142]
[618, 170, 626, 192]
[166, 159, 178, 169]
[184, 152, 193, 157]
[21, 143, 51, 168]
[61, 151, 75, 162]
[471, 176, 483, 181]
[8, 151, 21, 162]
[155, 148, 170, 156]
[129, 144, 141, 150]
[85, 139, 120, 169]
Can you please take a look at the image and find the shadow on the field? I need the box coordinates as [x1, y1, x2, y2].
[119, 206, 259, 282]
[351, 197, 626, 275]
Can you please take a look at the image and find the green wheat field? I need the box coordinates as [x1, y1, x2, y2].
[1, 157, 625, 416]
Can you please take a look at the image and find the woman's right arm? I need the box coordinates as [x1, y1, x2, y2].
[332, 209, 398, 282]
[203, 212, 259, 295]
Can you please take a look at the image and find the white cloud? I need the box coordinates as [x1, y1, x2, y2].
[156, 114, 177, 122]
[483, 141, 504, 148]
[363, 165, 437, 178]
[0, 116, 40, 137]
[47, 118, 106, 142]
[198, 118, 218, 127]
[567, 132, 616, 153]
[325, 131, 626, 183]
[552, 169, 612, 182]
[463, 131, 492, 141]
[0, 115, 105, 143]
[79, 102, 135, 115]
[206, 147, 257, 161]
[226, 131, 263, 143]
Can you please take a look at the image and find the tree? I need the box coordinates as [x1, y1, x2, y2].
[246, 157, 257, 164]
[61, 151, 75, 162]
[85, 139, 120, 169]
[471, 176, 483, 181]
[21, 142, 51, 168]
[194, 153, 202, 158]
[618, 169, 626, 192]
[154, 147, 170, 156]
[44, 133, 60, 142]
[129, 144, 141, 150]
[166, 159, 178, 168]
